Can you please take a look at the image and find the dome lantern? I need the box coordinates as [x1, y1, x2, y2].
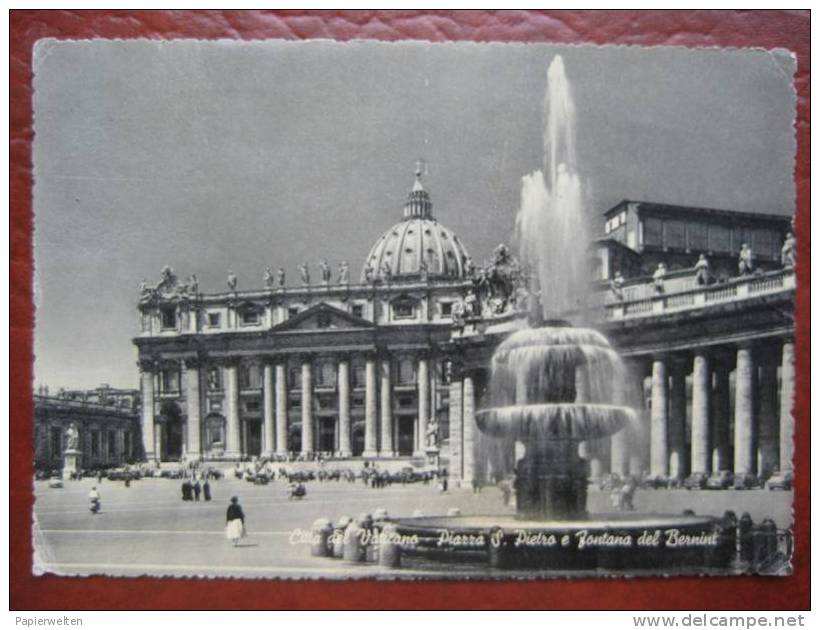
[403, 163, 433, 219]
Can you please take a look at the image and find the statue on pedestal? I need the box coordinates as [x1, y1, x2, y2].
[62, 423, 81, 481]
[425, 417, 439, 450]
[653, 263, 667, 293]
[227, 271, 238, 292]
[299, 263, 310, 286]
[277, 267, 286, 288]
[338, 261, 349, 285]
[188, 274, 199, 296]
[781, 232, 796, 268]
[264, 266, 275, 289]
[738, 243, 754, 276]
[320, 260, 331, 285]
[695, 255, 710, 286]
[610, 271, 625, 300]
[65, 423, 80, 451]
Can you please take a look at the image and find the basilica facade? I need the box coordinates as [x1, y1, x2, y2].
[133, 170, 796, 487]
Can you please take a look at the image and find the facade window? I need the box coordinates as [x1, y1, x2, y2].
[244, 399, 261, 413]
[351, 304, 364, 319]
[91, 431, 100, 457]
[664, 220, 686, 250]
[124, 431, 132, 458]
[160, 368, 180, 393]
[440, 301, 453, 317]
[392, 299, 415, 319]
[288, 397, 301, 410]
[395, 357, 416, 385]
[687, 221, 709, 251]
[207, 312, 221, 328]
[108, 430, 117, 457]
[288, 367, 301, 389]
[160, 305, 177, 330]
[397, 395, 415, 408]
[240, 310, 260, 325]
[352, 363, 366, 389]
[240, 364, 261, 390]
[709, 224, 731, 253]
[351, 394, 365, 408]
[315, 361, 336, 388]
[643, 217, 663, 247]
[207, 367, 222, 390]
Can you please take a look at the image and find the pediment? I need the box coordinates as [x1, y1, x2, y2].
[272, 302, 372, 332]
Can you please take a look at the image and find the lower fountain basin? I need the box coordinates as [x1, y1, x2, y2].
[390, 513, 735, 572]
[476, 403, 633, 440]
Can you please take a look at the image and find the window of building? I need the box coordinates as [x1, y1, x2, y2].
[207, 312, 221, 328]
[709, 224, 731, 253]
[161, 368, 180, 393]
[351, 394, 365, 408]
[664, 220, 686, 250]
[397, 395, 415, 408]
[392, 299, 416, 320]
[440, 301, 453, 317]
[91, 431, 100, 457]
[108, 430, 117, 456]
[352, 363, 366, 389]
[288, 367, 301, 389]
[288, 397, 301, 410]
[240, 309, 260, 325]
[244, 399, 261, 413]
[643, 217, 663, 247]
[315, 361, 336, 388]
[351, 304, 364, 319]
[160, 305, 177, 330]
[240, 364, 261, 390]
[124, 431, 132, 458]
[687, 221, 709, 251]
[395, 357, 416, 385]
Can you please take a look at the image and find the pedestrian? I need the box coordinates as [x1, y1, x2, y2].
[96, 470, 103, 484]
[225, 496, 246, 547]
[181, 479, 192, 501]
[203, 479, 212, 501]
[193, 479, 201, 501]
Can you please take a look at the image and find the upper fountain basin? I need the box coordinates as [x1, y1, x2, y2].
[476, 403, 634, 441]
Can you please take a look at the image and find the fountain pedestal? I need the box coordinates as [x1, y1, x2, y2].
[515, 439, 587, 519]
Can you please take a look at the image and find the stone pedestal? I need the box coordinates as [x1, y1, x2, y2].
[515, 439, 587, 520]
[62, 449, 82, 480]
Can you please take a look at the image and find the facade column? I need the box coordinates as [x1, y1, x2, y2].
[649, 356, 669, 478]
[262, 362, 275, 457]
[668, 359, 688, 480]
[185, 359, 202, 458]
[224, 361, 241, 458]
[462, 372, 476, 484]
[337, 358, 351, 457]
[363, 356, 378, 457]
[416, 357, 429, 457]
[690, 351, 711, 476]
[779, 340, 795, 473]
[380, 359, 395, 456]
[301, 357, 314, 455]
[448, 365, 463, 482]
[733, 344, 757, 476]
[757, 359, 779, 478]
[274, 363, 288, 455]
[139, 361, 156, 461]
[712, 357, 732, 472]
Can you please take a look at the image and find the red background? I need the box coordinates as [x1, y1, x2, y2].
[10, 10, 810, 610]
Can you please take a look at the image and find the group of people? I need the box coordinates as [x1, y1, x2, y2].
[181, 476, 212, 502]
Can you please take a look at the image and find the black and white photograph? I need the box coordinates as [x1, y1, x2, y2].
[31, 38, 797, 580]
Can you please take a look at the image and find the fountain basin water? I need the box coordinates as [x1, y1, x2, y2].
[476, 403, 633, 441]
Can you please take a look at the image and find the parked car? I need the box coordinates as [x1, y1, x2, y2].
[683, 472, 708, 490]
[706, 470, 734, 490]
[765, 470, 793, 491]
[733, 472, 761, 490]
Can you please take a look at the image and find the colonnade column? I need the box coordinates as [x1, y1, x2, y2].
[690, 351, 711, 476]
[462, 372, 476, 484]
[649, 356, 669, 477]
[337, 358, 351, 457]
[711, 357, 732, 472]
[262, 362, 275, 457]
[610, 362, 633, 477]
[733, 345, 756, 476]
[779, 340, 795, 472]
[224, 361, 241, 458]
[185, 359, 201, 458]
[139, 362, 156, 461]
[757, 359, 779, 478]
[380, 359, 395, 457]
[448, 367, 463, 482]
[274, 363, 288, 455]
[363, 356, 378, 457]
[416, 357, 429, 457]
[301, 357, 314, 455]
[668, 360, 688, 480]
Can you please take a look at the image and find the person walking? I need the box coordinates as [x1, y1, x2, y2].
[203, 478, 212, 501]
[193, 479, 201, 501]
[225, 496, 246, 547]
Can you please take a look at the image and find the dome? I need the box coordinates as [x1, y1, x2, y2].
[362, 168, 471, 281]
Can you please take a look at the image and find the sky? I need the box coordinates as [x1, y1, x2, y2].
[32, 40, 796, 390]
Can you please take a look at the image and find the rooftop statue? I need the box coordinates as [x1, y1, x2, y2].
[610, 271, 625, 300]
[781, 232, 796, 268]
[299, 263, 310, 286]
[695, 255, 710, 286]
[338, 261, 349, 285]
[277, 267, 286, 287]
[738, 243, 754, 276]
[227, 271, 238, 292]
[264, 266, 275, 289]
[188, 274, 198, 296]
[363, 263, 374, 283]
[653, 263, 667, 293]
[320, 260, 331, 284]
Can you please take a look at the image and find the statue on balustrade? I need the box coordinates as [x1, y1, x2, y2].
[338, 261, 349, 285]
[363, 263, 374, 283]
[320, 260, 332, 285]
[419, 258, 429, 281]
[482, 244, 522, 313]
[227, 271, 238, 292]
[65, 423, 80, 451]
[381, 261, 392, 280]
[264, 266, 275, 289]
[653, 263, 667, 293]
[610, 271, 625, 300]
[277, 267, 286, 288]
[694, 255, 711, 286]
[738, 243, 754, 276]
[299, 263, 310, 286]
[781, 232, 796, 268]
[187, 274, 198, 296]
